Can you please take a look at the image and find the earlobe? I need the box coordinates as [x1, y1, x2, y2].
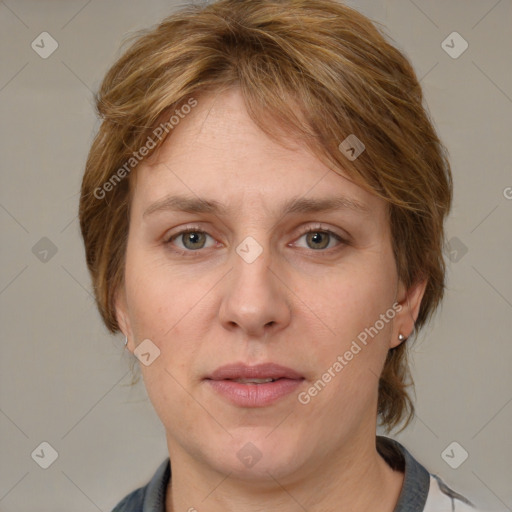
[391, 278, 428, 348]
[114, 287, 133, 345]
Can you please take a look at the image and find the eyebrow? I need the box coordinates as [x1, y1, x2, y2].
[143, 194, 369, 218]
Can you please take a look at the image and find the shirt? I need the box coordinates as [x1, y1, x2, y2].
[111, 436, 480, 512]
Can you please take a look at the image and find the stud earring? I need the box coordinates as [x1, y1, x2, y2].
[398, 333, 405, 341]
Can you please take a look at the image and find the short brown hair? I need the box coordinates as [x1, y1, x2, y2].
[79, 0, 452, 433]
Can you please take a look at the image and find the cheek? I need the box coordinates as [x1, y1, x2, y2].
[124, 256, 205, 424]
[293, 254, 397, 414]
[301, 259, 396, 348]
[123, 250, 216, 391]
[296, 273, 395, 432]
[123, 246, 193, 340]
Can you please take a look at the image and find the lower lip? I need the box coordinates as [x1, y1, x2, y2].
[206, 378, 304, 407]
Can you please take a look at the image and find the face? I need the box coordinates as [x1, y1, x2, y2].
[116, 88, 424, 483]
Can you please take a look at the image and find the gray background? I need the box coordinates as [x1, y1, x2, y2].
[0, 0, 511, 510]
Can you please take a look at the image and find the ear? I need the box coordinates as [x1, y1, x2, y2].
[114, 286, 134, 350]
[390, 278, 428, 349]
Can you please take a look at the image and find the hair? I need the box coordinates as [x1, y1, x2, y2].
[79, 0, 452, 433]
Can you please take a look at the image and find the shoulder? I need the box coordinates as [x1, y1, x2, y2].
[424, 473, 485, 512]
[111, 458, 171, 512]
[111, 487, 145, 512]
[377, 436, 483, 512]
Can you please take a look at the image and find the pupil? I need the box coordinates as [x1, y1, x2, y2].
[185, 232, 204, 249]
[309, 232, 328, 249]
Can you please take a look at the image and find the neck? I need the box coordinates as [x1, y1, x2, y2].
[165, 431, 404, 512]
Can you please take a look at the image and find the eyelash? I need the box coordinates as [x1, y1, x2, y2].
[164, 223, 348, 256]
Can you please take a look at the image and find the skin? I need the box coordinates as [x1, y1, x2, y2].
[116, 88, 427, 512]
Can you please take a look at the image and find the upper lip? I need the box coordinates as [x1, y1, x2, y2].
[206, 363, 304, 381]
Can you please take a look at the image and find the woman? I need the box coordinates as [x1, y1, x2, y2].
[79, 0, 482, 510]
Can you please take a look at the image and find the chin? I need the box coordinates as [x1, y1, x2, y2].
[211, 430, 306, 482]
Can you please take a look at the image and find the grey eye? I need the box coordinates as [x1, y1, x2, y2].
[180, 231, 208, 250]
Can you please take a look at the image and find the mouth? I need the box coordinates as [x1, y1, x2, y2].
[204, 363, 305, 407]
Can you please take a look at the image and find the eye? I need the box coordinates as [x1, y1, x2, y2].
[164, 224, 347, 255]
[294, 225, 346, 251]
[165, 227, 216, 252]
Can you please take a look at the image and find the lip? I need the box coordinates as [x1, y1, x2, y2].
[205, 363, 305, 407]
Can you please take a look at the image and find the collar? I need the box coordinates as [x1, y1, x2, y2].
[376, 435, 430, 511]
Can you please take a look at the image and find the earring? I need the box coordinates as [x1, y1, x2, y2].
[124, 335, 128, 347]
[398, 333, 405, 341]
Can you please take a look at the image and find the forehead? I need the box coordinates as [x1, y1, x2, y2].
[131, 88, 383, 216]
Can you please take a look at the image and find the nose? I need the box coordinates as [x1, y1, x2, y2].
[218, 241, 292, 339]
